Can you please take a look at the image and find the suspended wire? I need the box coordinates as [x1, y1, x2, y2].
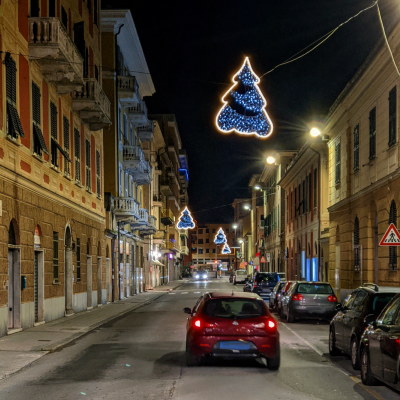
[376, 3, 400, 76]
[260, 0, 379, 78]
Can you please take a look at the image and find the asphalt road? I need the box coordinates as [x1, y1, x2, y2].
[0, 277, 399, 400]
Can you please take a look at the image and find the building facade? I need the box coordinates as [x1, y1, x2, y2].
[0, 0, 109, 336]
[279, 142, 329, 282]
[326, 22, 400, 293]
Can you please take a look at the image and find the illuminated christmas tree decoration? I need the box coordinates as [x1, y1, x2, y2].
[176, 207, 196, 229]
[216, 57, 273, 139]
[214, 228, 227, 245]
[222, 243, 231, 254]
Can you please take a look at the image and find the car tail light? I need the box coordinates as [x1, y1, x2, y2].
[267, 320, 276, 329]
[327, 295, 337, 302]
[292, 294, 304, 301]
[253, 282, 257, 288]
[396, 338, 400, 345]
[193, 319, 202, 328]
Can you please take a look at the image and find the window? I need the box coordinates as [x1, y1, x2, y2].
[49, 0, 55, 17]
[95, 65, 99, 81]
[354, 216, 360, 270]
[198, 248, 204, 255]
[290, 192, 293, 221]
[96, 150, 101, 197]
[76, 238, 81, 282]
[206, 249, 209, 254]
[124, 114, 128, 142]
[226, 228, 229, 233]
[73, 21, 85, 65]
[85, 139, 91, 190]
[32, 82, 47, 157]
[31, 0, 40, 17]
[84, 46, 89, 79]
[287, 196, 289, 224]
[389, 87, 397, 147]
[369, 107, 376, 160]
[212, 229, 216, 233]
[389, 200, 397, 270]
[94, 0, 98, 26]
[313, 169, 317, 208]
[343, 292, 358, 310]
[378, 296, 400, 325]
[294, 188, 297, 218]
[61, 6, 68, 30]
[53, 232, 59, 282]
[206, 229, 209, 233]
[206, 239, 209, 244]
[119, 163, 123, 196]
[74, 128, 81, 183]
[352, 290, 368, 312]
[335, 141, 341, 184]
[198, 239, 203, 244]
[124, 172, 128, 197]
[198, 229, 203, 234]
[50, 102, 58, 166]
[353, 124, 359, 171]
[6, 56, 24, 139]
[64, 116, 70, 175]
[87, 0, 92, 13]
[212, 248, 216, 253]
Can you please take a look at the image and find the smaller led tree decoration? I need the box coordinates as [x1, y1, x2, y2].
[176, 207, 195, 229]
[216, 56, 273, 139]
[222, 243, 231, 254]
[214, 228, 227, 245]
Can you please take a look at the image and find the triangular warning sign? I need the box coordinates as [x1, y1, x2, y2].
[260, 256, 266, 263]
[379, 223, 400, 246]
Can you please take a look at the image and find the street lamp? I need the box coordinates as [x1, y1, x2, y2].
[310, 127, 321, 137]
[233, 224, 238, 229]
[244, 204, 251, 210]
[266, 156, 276, 164]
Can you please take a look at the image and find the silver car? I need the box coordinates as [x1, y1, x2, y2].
[281, 282, 337, 323]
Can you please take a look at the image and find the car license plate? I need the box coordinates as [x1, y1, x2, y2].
[220, 341, 251, 350]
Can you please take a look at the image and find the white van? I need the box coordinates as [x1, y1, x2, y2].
[234, 269, 248, 285]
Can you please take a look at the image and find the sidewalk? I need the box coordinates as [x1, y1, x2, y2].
[0, 280, 185, 380]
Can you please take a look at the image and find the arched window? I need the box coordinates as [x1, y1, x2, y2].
[389, 200, 397, 270]
[354, 216, 360, 270]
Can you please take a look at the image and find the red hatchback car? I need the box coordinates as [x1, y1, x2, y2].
[184, 292, 280, 369]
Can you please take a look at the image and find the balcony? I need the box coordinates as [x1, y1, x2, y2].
[28, 18, 84, 94]
[160, 177, 173, 196]
[152, 193, 163, 208]
[141, 215, 157, 235]
[113, 197, 139, 222]
[123, 145, 145, 172]
[137, 121, 155, 142]
[161, 208, 174, 226]
[117, 75, 139, 105]
[130, 207, 149, 230]
[72, 79, 111, 130]
[180, 245, 189, 255]
[127, 101, 148, 127]
[133, 160, 152, 185]
[153, 230, 166, 246]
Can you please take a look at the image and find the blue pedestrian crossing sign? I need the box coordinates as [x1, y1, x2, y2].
[379, 223, 400, 246]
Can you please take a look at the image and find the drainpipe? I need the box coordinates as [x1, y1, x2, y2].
[115, 24, 124, 300]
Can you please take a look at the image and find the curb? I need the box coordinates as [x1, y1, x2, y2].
[46, 292, 166, 353]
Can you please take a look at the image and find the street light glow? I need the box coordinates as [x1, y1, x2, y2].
[233, 224, 238, 229]
[266, 156, 275, 164]
[254, 185, 261, 190]
[310, 127, 321, 137]
[238, 239, 244, 244]
[244, 205, 251, 210]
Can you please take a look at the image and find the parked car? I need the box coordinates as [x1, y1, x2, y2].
[252, 272, 281, 302]
[280, 282, 337, 322]
[183, 291, 280, 369]
[359, 293, 400, 389]
[329, 284, 400, 369]
[269, 282, 286, 311]
[233, 269, 248, 285]
[276, 281, 295, 316]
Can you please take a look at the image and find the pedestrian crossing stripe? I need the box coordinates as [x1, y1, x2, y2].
[379, 223, 400, 246]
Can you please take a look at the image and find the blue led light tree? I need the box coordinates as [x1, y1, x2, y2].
[222, 243, 231, 254]
[214, 228, 227, 245]
[176, 207, 195, 229]
[216, 57, 273, 139]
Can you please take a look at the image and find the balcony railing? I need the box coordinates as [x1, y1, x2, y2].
[122, 145, 145, 172]
[133, 160, 152, 185]
[140, 215, 157, 235]
[72, 79, 111, 130]
[160, 176, 174, 196]
[117, 75, 140, 104]
[180, 245, 189, 255]
[113, 197, 139, 221]
[127, 101, 148, 126]
[161, 208, 174, 226]
[137, 121, 154, 142]
[28, 17, 84, 94]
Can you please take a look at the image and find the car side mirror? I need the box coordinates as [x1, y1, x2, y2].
[335, 303, 343, 311]
[183, 307, 192, 314]
[364, 314, 377, 327]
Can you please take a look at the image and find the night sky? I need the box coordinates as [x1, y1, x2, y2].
[102, 0, 397, 223]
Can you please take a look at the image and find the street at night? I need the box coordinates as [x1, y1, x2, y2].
[0, 278, 398, 400]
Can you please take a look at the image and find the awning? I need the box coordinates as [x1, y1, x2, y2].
[52, 138, 71, 161]
[151, 260, 165, 267]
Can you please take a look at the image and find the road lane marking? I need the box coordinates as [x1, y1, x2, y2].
[194, 292, 200, 293]
[281, 322, 323, 356]
[168, 292, 176, 295]
[181, 292, 188, 294]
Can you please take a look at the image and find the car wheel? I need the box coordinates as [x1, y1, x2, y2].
[287, 308, 294, 323]
[361, 346, 379, 386]
[186, 346, 201, 367]
[329, 328, 341, 356]
[351, 337, 360, 370]
[268, 352, 280, 370]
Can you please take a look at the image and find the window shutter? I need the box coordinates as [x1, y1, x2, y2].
[389, 87, 396, 147]
[63, 117, 70, 151]
[369, 108, 376, 160]
[335, 142, 341, 184]
[74, 128, 81, 182]
[354, 124, 359, 171]
[94, 0, 98, 26]
[32, 82, 41, 125]
[85, 140, 90, 167]
[50, 102, 57, 139]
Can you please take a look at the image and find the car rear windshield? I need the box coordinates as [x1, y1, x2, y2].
[202, 298, 267, 319]
[256, 273, 277, 283]
[236, 271, 247, 275]
[372, 294, 397, 314]
[296, 283, 333, 295]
